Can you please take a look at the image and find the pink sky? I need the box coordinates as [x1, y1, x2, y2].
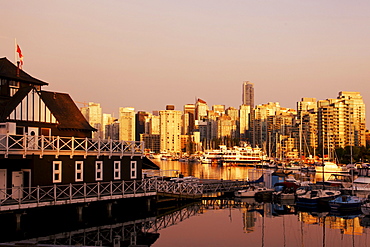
[1, 1, 369, 126]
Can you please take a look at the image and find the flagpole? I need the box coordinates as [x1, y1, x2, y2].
[14, 38, 17, 65]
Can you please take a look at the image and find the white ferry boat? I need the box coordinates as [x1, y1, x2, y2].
[200, 145, 264, 164]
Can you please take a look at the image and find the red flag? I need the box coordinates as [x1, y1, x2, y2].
[16, 44, 24, 67]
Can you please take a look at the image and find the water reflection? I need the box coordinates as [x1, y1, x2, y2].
[1, 197, 370, 247]
[2, 161, 370, 246]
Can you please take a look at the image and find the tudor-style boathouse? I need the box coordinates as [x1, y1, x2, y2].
[0, 57, 159, 209]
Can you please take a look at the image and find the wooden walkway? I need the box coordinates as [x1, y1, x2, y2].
[0, 178, 251, 212]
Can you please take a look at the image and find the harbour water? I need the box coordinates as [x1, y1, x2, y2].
[1, 160, 370, 247]
[151, 160, 370, 247]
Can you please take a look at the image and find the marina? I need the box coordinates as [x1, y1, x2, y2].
[2, 160, 370, 246]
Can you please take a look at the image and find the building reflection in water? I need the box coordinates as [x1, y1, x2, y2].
[2, 195, 370, 246]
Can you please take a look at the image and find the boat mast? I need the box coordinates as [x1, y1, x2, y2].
[299, 113, 303, 165]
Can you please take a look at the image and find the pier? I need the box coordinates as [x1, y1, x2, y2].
[0, 178, 250, 212]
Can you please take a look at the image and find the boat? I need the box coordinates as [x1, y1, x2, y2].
[200, 144, 264, 164]
[296, 189, 341, 208]
[350, 167, 370, 192]
[329, 195, 363, 213]
[320, 173, 353, 189]
[199, 150, 223, 164]
[314, 161, 345, 173]
[272, 182, 300, 201]
[361, 198, 370, 215]
[234, 186, 274, 198]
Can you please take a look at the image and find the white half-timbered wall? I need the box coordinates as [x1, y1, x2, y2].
[7, 89, 57, 123]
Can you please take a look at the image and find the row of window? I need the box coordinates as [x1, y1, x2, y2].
[52, 161, 137, 183]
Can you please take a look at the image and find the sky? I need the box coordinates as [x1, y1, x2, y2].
[1, 1, 370, 126]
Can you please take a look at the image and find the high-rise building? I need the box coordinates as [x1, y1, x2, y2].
[135, 111, 150, 141]
[195, 98, 209, 120]
[212, 105, 225, 116]
[318, 91, 366, 151]
[159, 106, 182, 153]
[102, 113, 116, 139]
[183, 104, 195, 135]
[81, 102, 103, 139]
[119, 107, 135, 141]
[242, 81, 254, 109]
[239, 104, 251, 141]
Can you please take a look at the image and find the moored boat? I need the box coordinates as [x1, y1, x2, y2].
[234, 186, 274, 198]
[200, 144, 264, 164]
[329, 195, 363, 213]
[296, 189, 341, 209]
[273, 182, 300, 201]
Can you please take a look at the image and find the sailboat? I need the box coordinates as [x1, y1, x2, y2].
[329, 122, 364, 214]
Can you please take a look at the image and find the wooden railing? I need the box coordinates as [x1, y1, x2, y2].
[0, 177, 251, 211]
[0, 134, 144, 158]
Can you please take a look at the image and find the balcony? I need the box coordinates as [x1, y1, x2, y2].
[0, 134, 144, 158]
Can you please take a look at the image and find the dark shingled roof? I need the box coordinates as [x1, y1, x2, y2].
[0, 86, 32, 121]
[0, 57, 48, 86]
[40, 90, 95, 131]
[0, 86, 95, 132]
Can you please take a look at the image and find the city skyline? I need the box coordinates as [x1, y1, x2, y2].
[1, 1, 369, 126]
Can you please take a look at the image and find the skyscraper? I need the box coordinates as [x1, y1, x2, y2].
[159, 106, 182, 153]
[119, 107, 135, 141]
[81, 102, 103, 139]
[242, 81, 254, 109]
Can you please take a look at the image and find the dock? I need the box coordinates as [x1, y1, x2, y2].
[0, 178, 252, 212]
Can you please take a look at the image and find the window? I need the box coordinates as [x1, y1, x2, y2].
[52, 161, 62, 183]
[75, 161, 83, 182]
[130, 161, 137, 179]
[95, 161, 103, 181]
[114, 161, 121, 180]
[41, 128, 51, 137]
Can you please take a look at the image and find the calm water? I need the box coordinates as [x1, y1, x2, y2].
[151, 160, 370, 247]
[2, 160, 370, 247]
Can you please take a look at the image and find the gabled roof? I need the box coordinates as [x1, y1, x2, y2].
[0, 57, 48, 86]
[40, 90, 95, 131]
[0, 86, 32, 121]
[0, 86, 95, 132]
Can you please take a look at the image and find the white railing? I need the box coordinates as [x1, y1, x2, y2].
[155, 180, 203, 196]
[0, 177, 251, 211]
[0, 134, 144, 158]
[0, 179, 207, 211]
[0, 179, 157, 210]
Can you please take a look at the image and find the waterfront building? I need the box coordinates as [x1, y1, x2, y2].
[250, 102, 281, 149]
[242, 81, 254, 109]
[317, 91, 366, 152]
[159, 106, 182, 154]
[119, 107, 135, 141]
[297, 98, 318, 157]
[81, 102, 103, 140]
[216, 115, 238, 140]
[250, 102, 297, 158]
[0, 57, 157, 193]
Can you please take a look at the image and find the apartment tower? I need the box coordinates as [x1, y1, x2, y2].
[242, 81, 254, 109]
